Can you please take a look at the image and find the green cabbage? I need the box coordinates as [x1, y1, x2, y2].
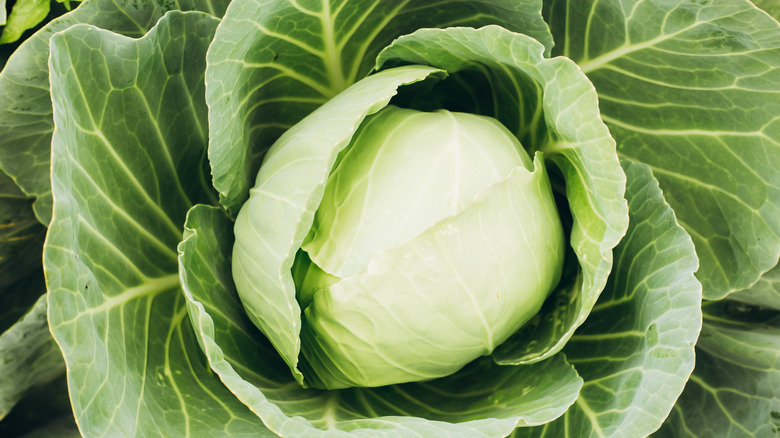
[234, 103, 565, 389]
[0, 0, 778, 437]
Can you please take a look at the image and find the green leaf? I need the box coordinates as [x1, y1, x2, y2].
[0, 0, 230, 225]
[657, 301, 780, 437]
[731, 263, 780, 310]
[376, 25, 628, 365]
[0, 0, 50, 45]
[0, 0, 6, 26]
[0, 293, 65, 419]
[512, 161, 702, 438]
[206, 0, 554, 215]
[232, 65, 446, 385]
[544, 0, 780, 299]
[44, 11, 270, 436]
[181, 204, 582, 436]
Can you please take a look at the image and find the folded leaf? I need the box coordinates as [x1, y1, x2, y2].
[44, 11, 271, 436]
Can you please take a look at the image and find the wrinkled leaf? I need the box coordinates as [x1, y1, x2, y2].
[0, 0, 230, 225]
[544, 0, 780, 299]
[512, 161, 702, 437]
[206, 0, 554, 215]
[44, 11, 269, 436]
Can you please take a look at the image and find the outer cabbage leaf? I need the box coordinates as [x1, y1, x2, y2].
[44, 11, 272, 437]
[181, 204, 582, 437]
[376, 26, 628, 365]
[656, 301, 780, 437]
[0, 0, 230, 225]
[206, 0, 555, 215]
[511, 161, 702, 437]
[544, 0, 780, 299]
[0, 0, 231, 426]
[0, 291, 65, 419]
[731, 263, 780, 310]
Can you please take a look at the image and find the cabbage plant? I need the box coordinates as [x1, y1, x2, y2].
[0, 0, 778, 437]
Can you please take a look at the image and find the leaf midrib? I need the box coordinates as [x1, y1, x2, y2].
[61, 274, 180, 323]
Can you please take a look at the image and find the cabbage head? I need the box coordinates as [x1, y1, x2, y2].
[235, 104, 565, 389]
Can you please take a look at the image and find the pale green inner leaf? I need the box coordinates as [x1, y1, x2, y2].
[300, 155, 564, 389]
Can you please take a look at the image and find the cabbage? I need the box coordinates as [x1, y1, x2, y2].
[0, 1, 778, 437]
